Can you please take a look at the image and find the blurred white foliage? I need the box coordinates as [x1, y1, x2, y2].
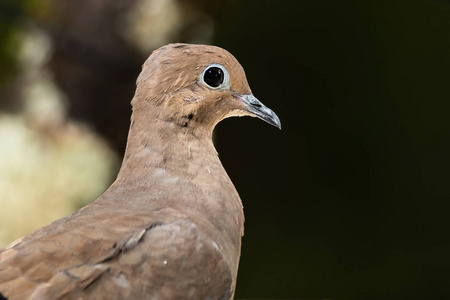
[0, 26, 118, 247]
[18, 26, 52, 69]
[122, 0, 182, 53]
[0, 115, 116, 247]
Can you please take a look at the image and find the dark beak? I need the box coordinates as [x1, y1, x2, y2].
[235, 94, 281, 129]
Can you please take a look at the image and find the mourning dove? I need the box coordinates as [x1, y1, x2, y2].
[0, 43, 281, 300]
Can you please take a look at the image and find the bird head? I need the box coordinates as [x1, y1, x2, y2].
[132, 43, 281, 136]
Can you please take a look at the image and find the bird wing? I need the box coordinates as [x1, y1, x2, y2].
[0, 207, 232, 300]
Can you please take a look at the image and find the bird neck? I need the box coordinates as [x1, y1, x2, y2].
[112, 101, 244, 254]
[116, 107, 218, 183]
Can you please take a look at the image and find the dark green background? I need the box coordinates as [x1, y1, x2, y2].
[214, 0, 450, 298]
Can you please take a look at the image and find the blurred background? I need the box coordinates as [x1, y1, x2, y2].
[1, 0, 450, 298]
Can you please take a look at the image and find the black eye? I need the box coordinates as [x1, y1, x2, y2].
[203, 67, 224, 88]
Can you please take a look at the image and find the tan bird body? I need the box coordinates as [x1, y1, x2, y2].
[0, 44, 280, 300]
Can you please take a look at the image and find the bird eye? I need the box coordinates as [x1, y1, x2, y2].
[204, 67, 224, 87]
[199, 63, 230, 90]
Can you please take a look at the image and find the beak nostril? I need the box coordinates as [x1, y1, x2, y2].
[248, 98, 262, 107]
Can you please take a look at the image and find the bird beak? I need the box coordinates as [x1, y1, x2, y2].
[234, 94, 281, 129]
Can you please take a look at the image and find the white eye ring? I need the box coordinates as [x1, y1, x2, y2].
[198, 63, 230, 90]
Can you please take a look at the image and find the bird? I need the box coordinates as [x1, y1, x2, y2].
[0, 43, 281, 300]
